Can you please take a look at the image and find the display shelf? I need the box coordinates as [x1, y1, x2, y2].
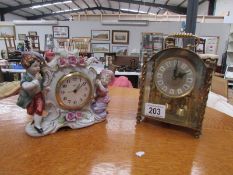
[227, 24, 233, 66]
[115, 71, 140, 76]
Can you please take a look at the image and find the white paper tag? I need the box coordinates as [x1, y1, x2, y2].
[144, 103, 166, 119]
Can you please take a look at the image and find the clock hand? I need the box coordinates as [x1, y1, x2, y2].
[177, 71, 191, 79]
[73, 84, 81, 93]
[73, 83, 86, 93]
[172, 60, 179, 79]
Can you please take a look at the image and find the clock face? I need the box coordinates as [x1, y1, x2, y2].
[154, 57, 196, 98]
[56, 72, 93, 110]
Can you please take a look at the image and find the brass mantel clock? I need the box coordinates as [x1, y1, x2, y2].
[137, 33, 218, 137]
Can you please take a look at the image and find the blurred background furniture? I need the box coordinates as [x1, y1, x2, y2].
[26, 35, 44, 55]
[4, 36, 21, 62]
[224, 65, 233, 87]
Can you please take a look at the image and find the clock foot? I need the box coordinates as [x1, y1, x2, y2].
[194, 130, 201, 138]
[136, 115, 143, 123]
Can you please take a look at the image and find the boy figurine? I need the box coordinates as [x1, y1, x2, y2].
[17, 52, 46, 134]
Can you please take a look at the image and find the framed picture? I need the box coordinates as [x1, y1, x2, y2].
[44, 34, 54, 51]
[28, 31, 37, 36]
[104, 52, 116, 63]
[91, 43, 110, 53]
[18, 34, 26, 40]
[112, 45, 128, 55]
[0, 25, 16, 39]
[112, 30, 129, 44]
[201, 36, 219, 54]
[91, 30, 110, 41]
[72, 37, 91, 52]
[53, 26, 69, 39]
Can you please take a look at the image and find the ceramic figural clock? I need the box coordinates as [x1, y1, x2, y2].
[25, 50, 112, 137]
[137, 33, 218, 137]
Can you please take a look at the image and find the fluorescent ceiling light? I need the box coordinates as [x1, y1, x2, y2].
[120, 8, 147, 14]
[54, 1, 72, 5]
[31, 1, 72, 9]
[52, 8, 79, 14]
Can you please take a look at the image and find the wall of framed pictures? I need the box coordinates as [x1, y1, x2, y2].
[0, 21, 230, 64]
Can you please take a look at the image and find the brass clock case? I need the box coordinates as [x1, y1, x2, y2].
[137, 47, 217, 137]
[56, 72, 93, 110]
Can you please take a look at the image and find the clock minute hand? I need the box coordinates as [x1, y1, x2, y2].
[173, 60, 179, 79]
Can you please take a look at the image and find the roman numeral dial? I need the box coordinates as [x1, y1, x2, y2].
[154, 57, 196, 98]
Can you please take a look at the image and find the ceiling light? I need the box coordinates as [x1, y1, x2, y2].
[54, 1, 72, 5]
[31, 1, 72, 9]
[52, 8, 78, 14]
[120, 8, 147, 14]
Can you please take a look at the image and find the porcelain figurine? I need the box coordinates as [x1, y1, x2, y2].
[17, 50, 113, 137]
[92, 69, 114, 120]
[17, 52, 47, 134]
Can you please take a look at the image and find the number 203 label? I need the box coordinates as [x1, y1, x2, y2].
[144, 103, 166, 119]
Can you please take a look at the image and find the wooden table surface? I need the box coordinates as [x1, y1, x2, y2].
[0, 87, 233, 175]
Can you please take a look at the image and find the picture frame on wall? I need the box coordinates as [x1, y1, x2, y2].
[28, 31, 37, 36]
[91, 30, 110, 41]
[53, 26, 69, 39]
[112, 30, 129, 44]
[0, 25, 16, 39]
[18, 34, 26, 40]
[91, 43, 110, 53]
[201, 36, 219, 54]
[72, 37, 91, 52]
[104, 52, 116, 67]
[112, 45, 128, 55]
[44, 34, 54, 51]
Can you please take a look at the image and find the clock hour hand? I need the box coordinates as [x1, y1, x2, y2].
[177, 71, 191, 79]
[73, 83, 86, 93]
[73, 84, 81, 93]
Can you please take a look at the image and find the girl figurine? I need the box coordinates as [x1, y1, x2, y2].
[17, 52, 46, 134]
[92, 69, 114, 119]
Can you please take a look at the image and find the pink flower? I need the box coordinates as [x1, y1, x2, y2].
[59, 57, 67, 67]
[65, 112, 77, 122]
[76, 112, 82, 119]
[79, 57, 85, 65]
[68, 55, 78, 66]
